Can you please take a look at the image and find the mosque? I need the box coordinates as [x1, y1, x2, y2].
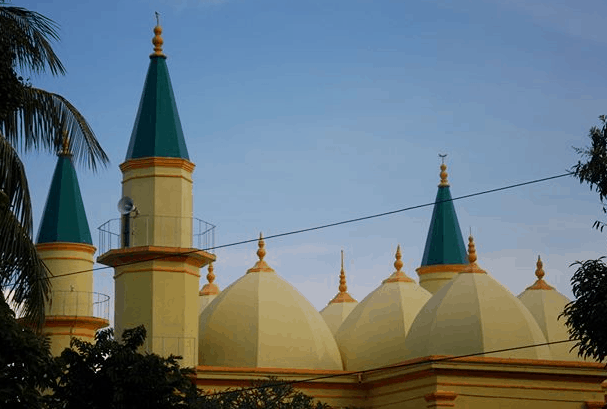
[34, 22, 607, 408]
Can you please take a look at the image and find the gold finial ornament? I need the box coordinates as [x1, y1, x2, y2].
[438, 154, 450, 187]
[329, 250, 356, 303]
[59, 131, 72, 156]
[384, 244, 414, 283]
[247, 232, 274, 273]
[151, 12, 166, 58]
[200, 262, 219, 295]
[462, 235, 486, 274]
[526, 255, 554, 290]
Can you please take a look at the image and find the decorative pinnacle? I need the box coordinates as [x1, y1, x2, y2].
[467, 235, 477, 264]
[394, 244, 404, 272]
[257, 232, 266, 261]
[383, 244, 414, 283]
[206, 262, 215, 285]
[339, 250, 347, 293]
[151, 12, 166, 58]
[59, 131, 71, 156]
[246, 232, 274, 273]
[438, 155, 449, 187]
[535, 255, 545, 280]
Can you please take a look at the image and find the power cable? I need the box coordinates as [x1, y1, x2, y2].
[4, 171, 573, 286]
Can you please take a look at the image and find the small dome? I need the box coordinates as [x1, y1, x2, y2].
[518, 256, 581, 361]
[406, 237, 552, 361]
[198, 234, 343, 370]
[320, 251, 358, 334]
[335, 246, 431, 371]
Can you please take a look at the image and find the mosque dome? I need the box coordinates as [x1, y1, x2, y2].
[335, 246, 432, 371]
[405, 236, 552, 361]
[198, 234, 343, 370]
[518, 256, 581, 361]
[320, 251, 358, 335]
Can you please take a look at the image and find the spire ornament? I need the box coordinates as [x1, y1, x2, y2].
[200, 262, 219, 295]
[438, 154, 449, 187]
[329, 250, 356, 303]
[384, 245, 414, 283]
[151, 12, 166, 58]
[246, 233, 275, 273]
[462, 235, 486, 274]
[526, 255, 554, 290]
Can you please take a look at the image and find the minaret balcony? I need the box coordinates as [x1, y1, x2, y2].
[97, 215, 215, 255]
[45, 290, 111, 328]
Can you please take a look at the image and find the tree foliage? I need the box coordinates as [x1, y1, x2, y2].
[199, 378, 331, 409]
[572, 115, 607, 231]
[561, 258, 607, 362]
[0, 293, 56, 409]
[46, 326, 198, 409]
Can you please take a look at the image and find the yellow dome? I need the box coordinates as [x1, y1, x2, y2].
[335, 245, 431, 370]
[405, 237, 552, 361]
[198, 234, 343, 370]
[320, 251, 358, 334]
[518, 256, 581, 361]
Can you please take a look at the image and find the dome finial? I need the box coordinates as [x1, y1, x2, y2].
[247, 232, 274, 273]
[384, 244, 414, 283]
[151, 12, 166, 58]
[257, 232, 266, 261]
[200, 262, 219, 295]
[328, 250, 356, 303]
[394, 244, 404, 272]
[438, 154, 449, 187]
[462, 235, 486, 274]
[339, 250, 348, 293]
[535, 255, 545, 280]
[525, 255, 554, 290]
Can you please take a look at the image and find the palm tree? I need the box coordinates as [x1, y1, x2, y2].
[0, 2, 109, 326]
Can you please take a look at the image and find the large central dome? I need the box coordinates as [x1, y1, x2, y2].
[198, 235, 343, 370]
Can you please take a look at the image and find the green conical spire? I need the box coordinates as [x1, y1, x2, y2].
[37, 145, 92, 245]
[125, 24, 189, 161]
[420, 163, 467, 266]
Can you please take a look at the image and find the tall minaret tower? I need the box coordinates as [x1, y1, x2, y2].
[37, 137, 109, 356]
[97, 19, 214, 367]
[415, 159, 468, 293]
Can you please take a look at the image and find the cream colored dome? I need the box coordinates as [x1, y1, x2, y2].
[320, 251, 358, 334]
[198, 234, 343, 370]
[518, 256, 581, 361]
[335, 246, 432, 371]
[405, 237, 552, 361]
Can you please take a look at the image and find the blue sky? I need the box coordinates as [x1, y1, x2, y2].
[14, 0, 607, 317]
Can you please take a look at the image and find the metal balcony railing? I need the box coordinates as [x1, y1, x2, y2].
[97, 215, 215, 255]
[46, 290, 110, 322]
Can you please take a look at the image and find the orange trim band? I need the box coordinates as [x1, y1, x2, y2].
[36, 242, 96, 254]
[47, 331, 95, 338]
[120, 157, 195, 173]
[122, 174, 193, 184]
[44, 316, 110, 331]
[39, 256, 94, 263]
[416, 264, 466, 275]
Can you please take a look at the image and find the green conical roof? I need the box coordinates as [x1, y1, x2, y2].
[420, 167, 467, 266]
[125, 54, 189, 161]
[37, 153, 92, 244]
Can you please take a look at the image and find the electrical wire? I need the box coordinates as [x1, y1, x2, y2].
[4, 171, 573, 287]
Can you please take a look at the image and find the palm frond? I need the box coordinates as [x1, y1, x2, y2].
[2, 88, 109, 170]
[0, 132, 33, 233]
[0, 4, 65, 76]
[0, 135, 49, 327]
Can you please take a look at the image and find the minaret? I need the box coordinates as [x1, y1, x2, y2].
[320, 250, 358, 334]
[415, 160, 467, 293]
[36, 136, 109, 356]
[97, 19, 214, 367]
